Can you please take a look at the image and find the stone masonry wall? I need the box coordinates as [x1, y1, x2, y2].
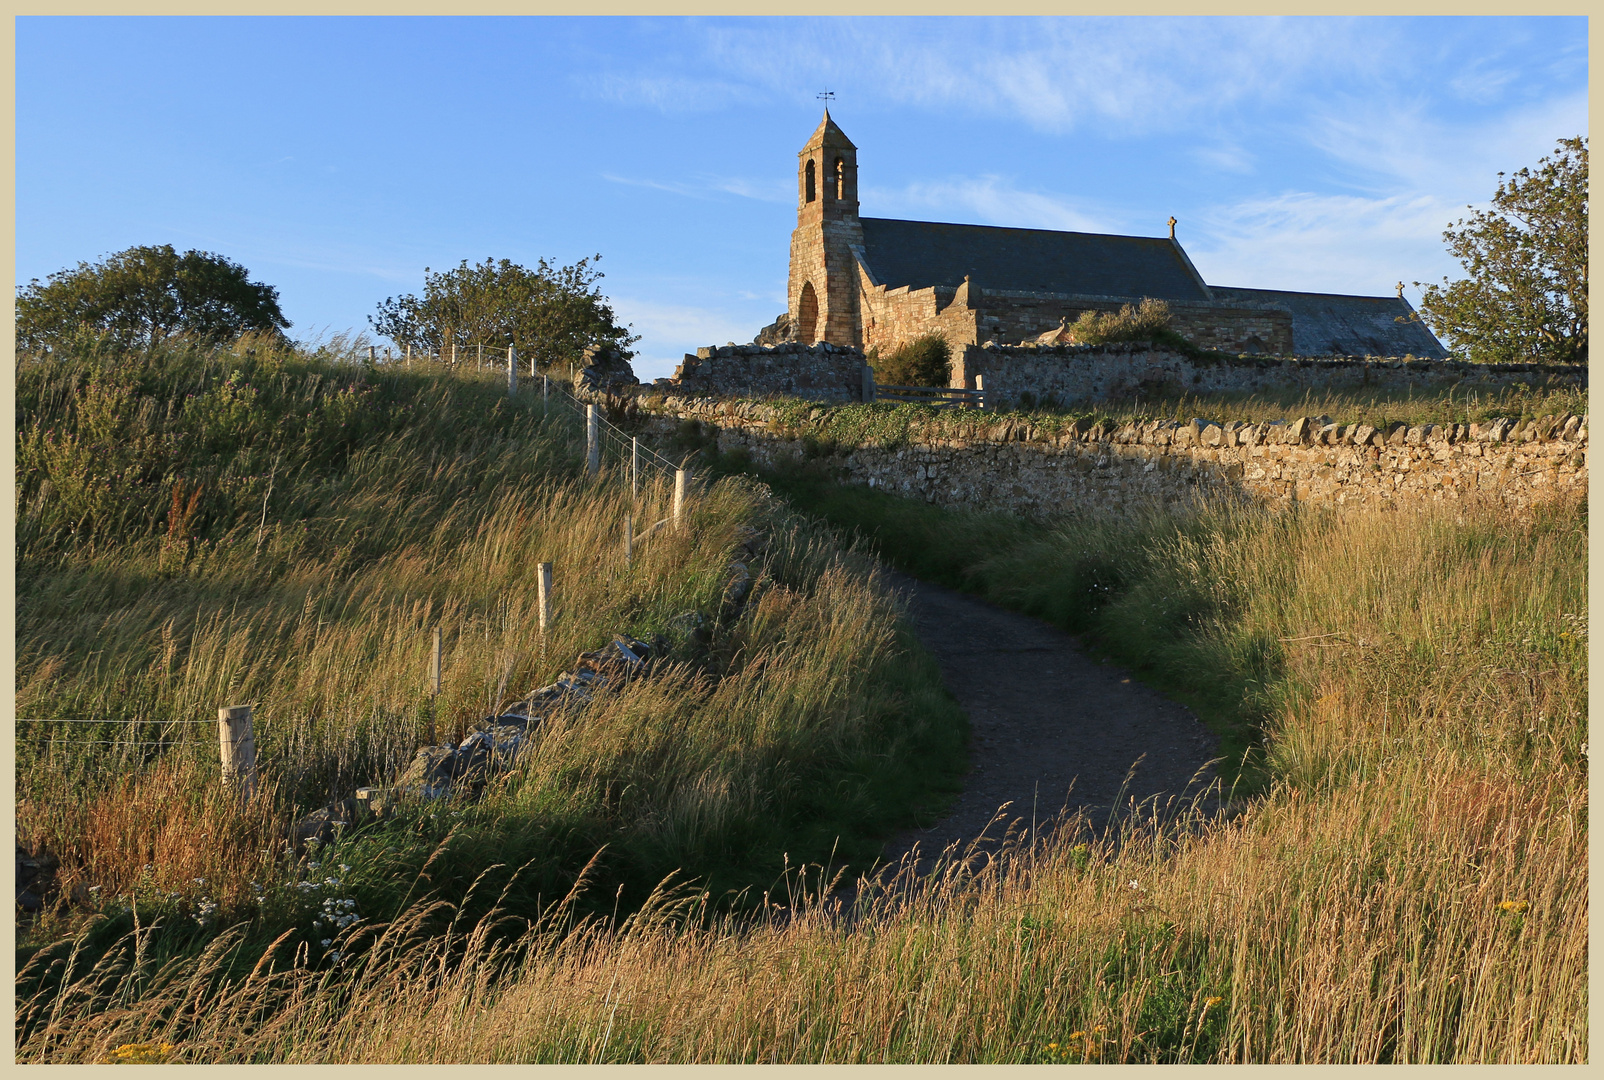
[859, 274, 979, 359]
[630, 395, 1587, 520]
[955, 343, 1587, 409]
[857, 280, 1295, 359]
[666, 341, 868, 403]
[966, 294, 1294, 356]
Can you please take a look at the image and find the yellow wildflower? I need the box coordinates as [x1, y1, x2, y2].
[1204, 996, 1225, 1009]
[105, 1042, 177, 1064]
[1497, 899, 1530, 915]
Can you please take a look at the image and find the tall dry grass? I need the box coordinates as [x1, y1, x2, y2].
[18, 488, 1584, 1062]
[16, 337, 965, 954]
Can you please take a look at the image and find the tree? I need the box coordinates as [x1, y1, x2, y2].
[16, 244, 290, 352]
[369, 255, 637, 373]
[869, 334, 951, 387]
[1415, 136, 1587, 364]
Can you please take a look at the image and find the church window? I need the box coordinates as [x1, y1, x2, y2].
[805, 159, 816, 203]
[833, 157, 845, 200]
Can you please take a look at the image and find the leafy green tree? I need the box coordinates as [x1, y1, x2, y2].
[1415, 136, 1587, 364]
[16, 244, 290, 352]
[369, 255, 637, 373]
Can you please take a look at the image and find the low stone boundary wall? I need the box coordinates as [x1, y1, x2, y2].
[956, 343, 1587, 411]
[664, 341, 868, 403]
[631, 395, 1587, 518]
[650, 339, 1584, 414]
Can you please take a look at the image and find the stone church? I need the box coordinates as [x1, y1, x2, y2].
[770, 110, 1448, 359]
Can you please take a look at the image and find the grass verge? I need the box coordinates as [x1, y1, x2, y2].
[15, 336, 967, 992]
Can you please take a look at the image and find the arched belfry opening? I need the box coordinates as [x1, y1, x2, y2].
[833, 157, 845, 200]
[805, 159, 816, 203]
[797, 282, 819, 344]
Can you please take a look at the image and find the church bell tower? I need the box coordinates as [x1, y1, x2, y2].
[788, 110, 864, 347]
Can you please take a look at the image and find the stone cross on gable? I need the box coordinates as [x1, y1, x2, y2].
[1168, 216, 1178, 239]
[1396, 281, 1406, 298]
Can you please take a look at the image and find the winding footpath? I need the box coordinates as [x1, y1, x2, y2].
[869, 569, 1222, 877]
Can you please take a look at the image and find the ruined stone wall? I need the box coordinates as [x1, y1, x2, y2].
[859, 272, 979, 360]
[633, 396, 1588, 519]
[665, 341, 868, 402]
[955, 343, 1587, 408]
[1166, 303, 1293, 354]
[963, 294, 1294, 356]
[858, 281, 1296, 359]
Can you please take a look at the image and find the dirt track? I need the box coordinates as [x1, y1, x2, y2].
[870, 569, 1221, 875]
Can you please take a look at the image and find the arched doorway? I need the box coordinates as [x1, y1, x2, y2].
[798, 281, 818, 344]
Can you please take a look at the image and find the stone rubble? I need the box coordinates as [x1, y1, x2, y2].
[289, 538, 770, 851]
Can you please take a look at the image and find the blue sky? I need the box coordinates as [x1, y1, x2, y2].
[17, 16, 1588, 379]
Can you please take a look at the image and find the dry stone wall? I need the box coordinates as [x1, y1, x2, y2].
[632, 395, 1587, 519]
[956, 343, 1586, 410]
[664, 341, 868, 403]
[658, 340, 1584, 414]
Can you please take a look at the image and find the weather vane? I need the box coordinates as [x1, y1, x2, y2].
[817, 90, 836, 105]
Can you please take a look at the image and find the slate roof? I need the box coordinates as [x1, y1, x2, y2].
[1208, 287, 1449, 358]
[858, 218, 1213, 301]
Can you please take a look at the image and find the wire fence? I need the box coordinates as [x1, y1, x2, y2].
[17, 363, 699, 773]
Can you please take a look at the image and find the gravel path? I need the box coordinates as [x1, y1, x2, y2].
[868, 569, 1221, 877]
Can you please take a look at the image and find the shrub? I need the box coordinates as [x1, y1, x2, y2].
[871, 334, 952, 387]
[1067, 299, 1195, 353]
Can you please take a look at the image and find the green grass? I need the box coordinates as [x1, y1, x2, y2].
[654, 379, 1586, 455]
[15, 334, 967, 985]
[734, 462, 1272, 791]
[15, 336, 1586, 1062]
[19, 487, 1585, 1064]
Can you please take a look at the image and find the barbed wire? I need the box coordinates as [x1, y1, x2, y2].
[32, 740, 193, 747]
[539, 380, 688, 480]
[20, 717, 215, 724]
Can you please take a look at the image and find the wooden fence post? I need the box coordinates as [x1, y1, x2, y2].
[451, 344, 458, 367]
[673, 467, 689, 530]
[862, 363, 876, 403]
[537, 562, 553, 640]
[368, 345, 377, 364]
[586, 405, 600, 477]
[217, 705, 257, 799]
[631, 437, 639, 497]
[406, 343, 412, 367]
[478, 343, 484, 369]
[507, 345, 517, 396]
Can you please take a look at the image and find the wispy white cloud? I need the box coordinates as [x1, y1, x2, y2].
[867, 174, 1113, 233]
[602, 171, 791, 203]
[1188, 190, 1460, 298]
[1303, 89, 1587, 196]
[1190, 144, 1255, 175]
[594, 17, 1383, 137]
[590, 71, 754, 114]
[609, 295, 767, 381]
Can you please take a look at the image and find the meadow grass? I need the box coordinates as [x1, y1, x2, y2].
[15, 339, 1586, 1061]
[15, 336, 966, 977]
[693, 379, 1587, 455]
